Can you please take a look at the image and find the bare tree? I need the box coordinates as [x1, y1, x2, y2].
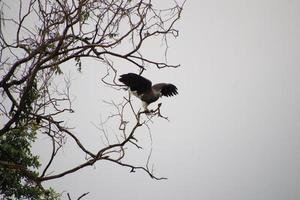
[0, 0, 184, 199]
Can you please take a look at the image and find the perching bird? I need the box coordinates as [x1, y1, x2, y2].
[119, 73, 178, 111]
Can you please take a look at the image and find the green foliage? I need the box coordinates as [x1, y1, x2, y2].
[80, 11, 90, 22]
[75, 57, 82, 73]
[1, 74, 60, 199]
[23, 80, 39, 114]
[0, 124, 59, 199]
[53, 64, 63, 75]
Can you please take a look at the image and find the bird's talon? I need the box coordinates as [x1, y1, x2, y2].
[144, 109, 151, 114]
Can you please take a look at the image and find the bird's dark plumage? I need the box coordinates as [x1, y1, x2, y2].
[119, 73, 152, 95]
[160, 84, 178, 97]
[119, 73, 178, 110]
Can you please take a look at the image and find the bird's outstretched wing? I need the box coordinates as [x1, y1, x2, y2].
[119, 73, 152, 94]
[160, 84, 178, 97]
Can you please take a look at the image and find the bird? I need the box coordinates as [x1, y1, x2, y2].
[119, 73, 178, 111]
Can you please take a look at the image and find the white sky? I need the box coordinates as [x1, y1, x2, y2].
[4, 0, 300, 199]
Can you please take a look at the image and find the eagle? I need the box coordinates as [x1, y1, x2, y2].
[119, 73, 178, 111]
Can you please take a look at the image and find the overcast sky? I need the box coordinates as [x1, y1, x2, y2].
[28, 0, 300, 199]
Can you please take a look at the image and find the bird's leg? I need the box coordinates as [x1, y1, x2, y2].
[156, 103, 169, 120]
[128, 90, 132, 100]
[142, 102, 150, 113]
